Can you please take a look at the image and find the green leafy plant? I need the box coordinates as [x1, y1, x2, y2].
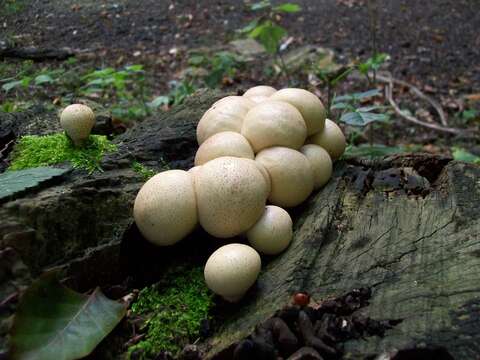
[332, 89, 389, 126]
[344, 144, 421, 159]
[9, 271, 126, 360]
[451, 147, 480, 164]
[131, 161, 156, 181]
[128, 267, 213, 359]
[358, 52, 389, 85]
[239, 1, 301, 80]
[9, 133, 117, 173]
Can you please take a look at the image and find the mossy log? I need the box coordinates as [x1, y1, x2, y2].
[1, 91, 479, 359]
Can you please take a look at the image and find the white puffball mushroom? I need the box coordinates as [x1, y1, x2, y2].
[194, 157, 268, 238]
[59, 104, 96, 146]
[300, 144, 333, 189]
[247, 205, 293, 255]
[270, 88, 326, 136]
[133, 170, 197, 246]
[204, 243, 261, 302]
[256, 147, 314, 208]
[194, 131, 254, 166]
[247, 95, 270, 104]
[197, 96, 255, 145]
[242, 159, 272, 197]
[241, 100, 307, 153]
[308, 119, 346, 160]
[243, 85, 277, 98]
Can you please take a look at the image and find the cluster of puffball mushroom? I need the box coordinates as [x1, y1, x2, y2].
[133, 86, 346, 303]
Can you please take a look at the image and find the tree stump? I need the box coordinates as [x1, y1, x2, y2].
[1, 91, 479, 359]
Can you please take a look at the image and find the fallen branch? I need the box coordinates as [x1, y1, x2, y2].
[383, 75, 468, 136]
[376, 73, 448, 126]
[0, 46, 75, 61]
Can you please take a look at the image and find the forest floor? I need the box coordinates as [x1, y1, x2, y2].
[1, 0, 479, 157]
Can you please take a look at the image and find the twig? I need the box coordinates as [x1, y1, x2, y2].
[384, 76, 466, 135]
[375, 73, 448, 126]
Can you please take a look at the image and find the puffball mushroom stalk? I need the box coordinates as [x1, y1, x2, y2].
[59, 104, 96, 147]
[204, 243, 261, 302]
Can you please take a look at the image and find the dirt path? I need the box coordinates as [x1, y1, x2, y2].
[3, 0, 479, 91]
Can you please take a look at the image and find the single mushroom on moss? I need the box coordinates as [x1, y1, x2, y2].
[247, 205, 293, 255]
[300, 144, 333, 189]
[241, 100, 307, 153]
[133, 170, 197, 246]
[204, 243, 261, 302]
[307, 119, 346, 160]
[193, 156, 269, 238]
[194, 131, 254, 166]
[270, 88, 326, 136]
[243, 85, 277, 98]
[59, 104, 96, 146]
[197, 96, 255, 144]
[256, 147, 314, 208]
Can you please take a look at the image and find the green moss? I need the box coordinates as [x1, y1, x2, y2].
[9, 133, 117, 173]
[129, 267, 213, 359]
[131, 161, 156, 181]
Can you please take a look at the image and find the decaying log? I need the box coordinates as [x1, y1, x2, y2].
[0, 90, 479, 359]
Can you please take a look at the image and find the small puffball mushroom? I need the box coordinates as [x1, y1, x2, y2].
[308, 119, 346, 160]
[133, 170, 197, 246]
[197, 96, 255, 145]
[270, 88, 326, 136]
[300, 144, 333, 189]
[256, 147, 314, 208]
[247, 205, 293, 255]
[194, 131, 254, 166]
[243, 85, 277, 98]
[204, 243, 261, 302]
[59, 104, 96, 146]
[242, 159, 272, 196]
[194, 156, 268, 238]
[241, 100, 307, 153]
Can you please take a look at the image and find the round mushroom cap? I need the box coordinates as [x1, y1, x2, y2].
[194, 131, 254, 166]
[241, 100, 307, 153]
[300, 144, 333, 189]
[60, 104, 96, 145]
[194, 156, 268, 238]
[197, 96, 255, 145]
[307, 119, 346, 160]
[248, 95, 270, 104]
[243, 85, 277, 98]
[247, 205, 293, 255]
[133, 170, 197, 246]
[255, 147, 314, 208]
[270, 88, 326, 136]
[242, 159, 272, 196]
[204, 243, 261, 302]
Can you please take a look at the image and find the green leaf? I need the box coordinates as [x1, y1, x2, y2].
[10, 272, 126, 360]
[0, 167, 69, 202]
[451, 147, 480, 164]
[249, 21, 286, 54]
[334, 88, 381, 102]
[188, 54, 206, 66]
[237, 19, 259, 34]
[250, 1, 271, 11]
[34, 74, 54, 85]
[2, 80, 22, 92]
[340, 110, 389, 126]
[273, 3, 301, 13]
[330, 102, 349, 110]
[148, 96, 170, 108]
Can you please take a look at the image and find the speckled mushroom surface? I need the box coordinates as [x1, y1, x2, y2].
[197, 96, 255, 144]
[133, 170, 197, 246]
[308, 119, 346, 160]
[193, 156, 268, 238]
[194, 131, 254, 166]
[59, 103, 96, 146]
[241, 100, 307, 153]
[204, 243, 261, 302]
[243, 85, 277, 98]
[247, 205, 293, 255]
[256, 147, 314, 208]
[270, 88, 326, 136]
[300, 144, 333, 189]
